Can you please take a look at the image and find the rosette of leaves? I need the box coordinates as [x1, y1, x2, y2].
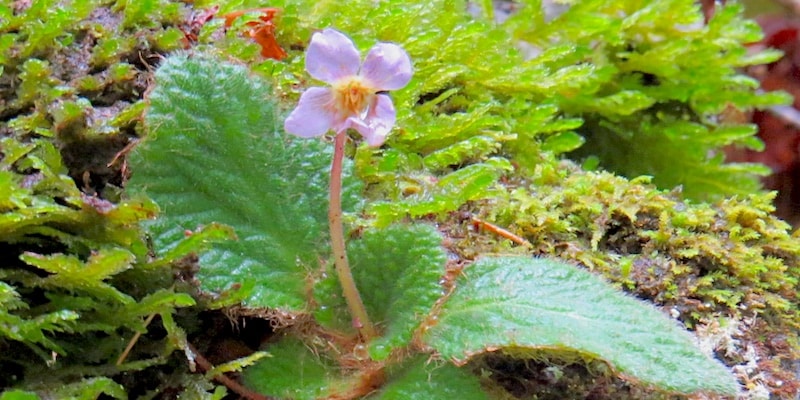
[128, 51, 738, 399]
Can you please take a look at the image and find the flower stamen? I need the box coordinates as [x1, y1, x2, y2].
[332, 77, 375, 118]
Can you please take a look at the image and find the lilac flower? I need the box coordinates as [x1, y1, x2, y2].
[284, 28, 413, 147]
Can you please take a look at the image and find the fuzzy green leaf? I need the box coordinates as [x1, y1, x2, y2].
[127, 52, 360, 311]
[315, 224, 447, 360]
[353, 225, 446, 360]
[369, 356, 489, 400]
[242, 337, 345, 400]
[424, 256, 738, 395]
[244, 339, 486, 400]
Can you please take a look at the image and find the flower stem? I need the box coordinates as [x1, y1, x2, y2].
[329, 131, 376, 340]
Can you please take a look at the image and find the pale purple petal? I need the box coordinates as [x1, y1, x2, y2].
[305, 28, 361, 84]
[284, 87, 336, 138]
[350, 94, 396, 147]
[360, 43, 412, 91]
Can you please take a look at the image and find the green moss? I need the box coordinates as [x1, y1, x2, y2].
[113, 0, 182, 29]
[153, 26, 187, 52]
[485, 159, 798, 320]
[8, 0, 97, 60]
[1, 0, 190, 192]
[503, 0, 790, 200]
[13, 59, 62, 106]
[91, 36, 136, 68]
[0, 1, 209, 397]
[230, 2, 797, 394]
[50, 98, 91, 131]
[74, 74, 105, 92]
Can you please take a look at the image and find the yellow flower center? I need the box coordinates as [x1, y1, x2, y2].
[331, 77, 375, 118]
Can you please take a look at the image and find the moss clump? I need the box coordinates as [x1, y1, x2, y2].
[1, 0, 185, 195]
[486, 160, 798, 326]
[0, 1, 219, 398]
[504, 0, 790, 200]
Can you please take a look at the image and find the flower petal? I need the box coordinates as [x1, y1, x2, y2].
[305, 28, 361, 84]
[284, 87, 336, 138]
[350, 94, 397, 147]
[360, 42, 413, 91]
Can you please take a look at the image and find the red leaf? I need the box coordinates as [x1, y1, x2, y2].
[223, 8, 287, 60]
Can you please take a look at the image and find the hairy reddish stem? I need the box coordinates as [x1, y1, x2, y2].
[329, 131, 376, 340]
